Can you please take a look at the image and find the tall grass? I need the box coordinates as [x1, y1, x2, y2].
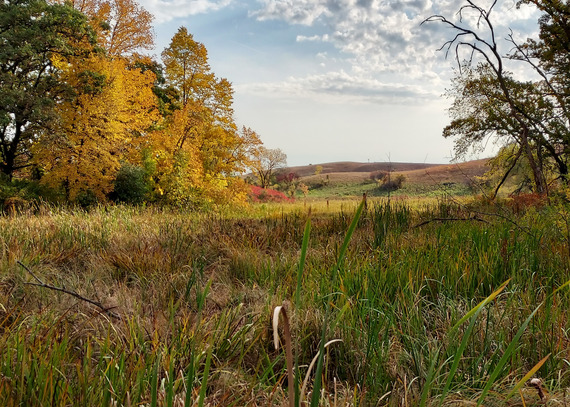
[0, 199, 569, 405]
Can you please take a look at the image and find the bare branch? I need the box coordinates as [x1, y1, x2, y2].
[414, 215, 488, 228]
[17, 261, 121, 320]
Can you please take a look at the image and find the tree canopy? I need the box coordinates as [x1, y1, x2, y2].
[425, 0, 570, 195]
[251, 147, 287, 189]
[0, 0, 96, 180]
[0, 0, 272, 207]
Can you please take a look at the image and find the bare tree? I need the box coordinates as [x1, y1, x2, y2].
[250, 147, 287, 188]
[423, 0, 555, 194]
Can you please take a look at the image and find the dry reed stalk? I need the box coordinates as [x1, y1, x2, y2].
[299, 339, 343, 405]
[273, 301, 295, 407]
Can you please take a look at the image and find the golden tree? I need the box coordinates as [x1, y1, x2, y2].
[153, 27, 261, 205]
[66, 0, 154, 57]
[35, 56, 159, 200]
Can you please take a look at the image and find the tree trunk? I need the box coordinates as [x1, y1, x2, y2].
[520, 127, 547, 194]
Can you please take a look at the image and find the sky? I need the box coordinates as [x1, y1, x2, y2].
[136, 0, 542, 166]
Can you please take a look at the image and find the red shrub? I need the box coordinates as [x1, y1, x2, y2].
[249, 185, 293, 203]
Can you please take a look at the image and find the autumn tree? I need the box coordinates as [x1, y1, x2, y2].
[149, 27, 261, 205]
[251, 147, 287, 188]
[424, 0, 570, 195]
[132, 57, 179, 117]
[35, 56, 159, 201]
[66, 0, 154, 57]
[162, 27, 213, 106]
[0, 0, 96, 180]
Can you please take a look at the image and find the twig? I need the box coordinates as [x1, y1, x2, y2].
[414, 215, 488, 228]
[17, 261, 121, 320]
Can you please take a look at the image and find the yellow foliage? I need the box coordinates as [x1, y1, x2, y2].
[64, 0, 154, 56]
[35, 55, 159, 201]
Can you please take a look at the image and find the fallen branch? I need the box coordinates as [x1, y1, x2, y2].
[17, 261, 121, 320]
[413, 215, 488, 228]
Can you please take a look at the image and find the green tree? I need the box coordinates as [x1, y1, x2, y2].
[113, 163, 148, 204]
[0, 0, 96, 180]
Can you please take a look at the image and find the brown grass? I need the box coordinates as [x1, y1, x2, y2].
[394, 159, 489, 186]
[286, 161, 442, 177]
[293, 159, 489, 188]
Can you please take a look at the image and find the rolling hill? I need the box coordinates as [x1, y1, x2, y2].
[284, 159, 489, 188]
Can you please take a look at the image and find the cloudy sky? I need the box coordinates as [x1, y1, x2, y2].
[137, 0, 541, 166]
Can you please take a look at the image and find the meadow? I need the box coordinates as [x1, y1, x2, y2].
[0, 195, 569, 406]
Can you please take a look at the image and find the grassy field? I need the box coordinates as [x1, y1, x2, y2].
[296, 159, 488, 200]
[1, 196, 569, 406]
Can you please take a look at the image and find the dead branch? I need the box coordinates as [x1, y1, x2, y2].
[491, 146, 523, 200]
[414, 215, 488, 228]
[17, 261, 121, 320]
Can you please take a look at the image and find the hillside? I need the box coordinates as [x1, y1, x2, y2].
[285, 159, 489, 187]
[286, 161, 441, 177]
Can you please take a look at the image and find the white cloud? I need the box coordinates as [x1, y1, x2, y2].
[296, 34, 327, 42]
[250, 0, 331, 25]
[139, 0, 233, 23]
[250, 0, 536, 77]
[237, 70, 439, 104]
[245, 0, 543, 103]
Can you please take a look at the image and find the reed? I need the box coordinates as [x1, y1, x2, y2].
[0, 198, 568, 405]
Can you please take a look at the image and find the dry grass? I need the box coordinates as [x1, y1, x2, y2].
[0, 199, 569, 406]
[286, 159, 488, 188]
[393, 159, 489, 186]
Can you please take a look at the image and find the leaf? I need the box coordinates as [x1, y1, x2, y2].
[506, 354, 550, 400]
[451, 279, 510, 332]
[295, 218, 311, 307]
[477, 305, 541, 406]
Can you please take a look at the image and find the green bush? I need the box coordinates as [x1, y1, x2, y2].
[0, 177, 61, 207]
[112, 163, 149, 204]
[76, 189, 98, 208]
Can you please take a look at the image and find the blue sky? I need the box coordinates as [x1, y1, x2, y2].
[138, 0, 541, 166]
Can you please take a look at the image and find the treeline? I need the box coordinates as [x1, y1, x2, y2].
[1, 0, 268, 207]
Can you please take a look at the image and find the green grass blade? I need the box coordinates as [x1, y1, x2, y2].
[451, 279, 510, 332]
[310, 199, 365, 407]
[151, 351, 161, 407]
[438, 306, 483, 407]
[506, 354, 550, 400]
[293, 218, 311, 407]
[419, 347, 440, 407]
[437, 280, 511, 406]
[166, 357, 174, 407]
[198, 346, 213, 407]
[553, 278, 570, 295]
[335, 199, 366, 273]
[184, 348, 195, 407]
[295, 219, 311, 307]
[477, 304, 541, 406]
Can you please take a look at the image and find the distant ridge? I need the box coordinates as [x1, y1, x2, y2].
[285, 161, 442, 177]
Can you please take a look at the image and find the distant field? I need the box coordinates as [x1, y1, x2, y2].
[287, 159, 490, 199]
[286, 161, 442, 177]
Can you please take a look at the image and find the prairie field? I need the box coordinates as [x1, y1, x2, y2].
[0, 196, 569, 406]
